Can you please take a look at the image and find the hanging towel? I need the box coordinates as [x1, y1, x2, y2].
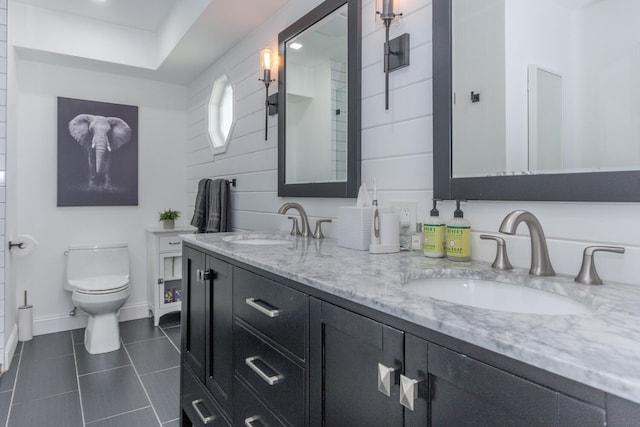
[206, 179, 230, 232]
[190, 178, 212, 233]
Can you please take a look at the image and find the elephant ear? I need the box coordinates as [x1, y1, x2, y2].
[107, 117, 132, 150]
[68, 114, 95, 148]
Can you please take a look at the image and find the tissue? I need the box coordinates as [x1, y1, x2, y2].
[338, 185, 373, 250]
[356, 184, 372, 207]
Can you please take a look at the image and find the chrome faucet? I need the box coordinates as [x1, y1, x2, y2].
[277, 202, 311, 237]
[499, 210, 555, 276]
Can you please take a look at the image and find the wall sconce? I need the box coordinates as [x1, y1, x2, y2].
[376, 0, 410, 110]
[258, 48, 278, 141]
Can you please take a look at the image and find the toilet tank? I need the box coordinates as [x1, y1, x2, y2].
[65, 243, 130, 291]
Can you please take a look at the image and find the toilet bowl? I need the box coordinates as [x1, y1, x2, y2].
[65, 243, 130, 354]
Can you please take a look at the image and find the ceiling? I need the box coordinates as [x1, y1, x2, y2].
[12, 0, 290, 84]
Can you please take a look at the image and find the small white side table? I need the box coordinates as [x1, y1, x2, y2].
[146, 226, 195, 326]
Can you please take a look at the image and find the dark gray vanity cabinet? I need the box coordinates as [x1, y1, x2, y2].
[181, 247, 233, 426]
[310, 299, 606, 427]
[309, 299, 429, 426]
[180, 243, 638, 426]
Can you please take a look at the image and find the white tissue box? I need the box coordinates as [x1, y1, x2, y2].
[337, 206, 373, 250]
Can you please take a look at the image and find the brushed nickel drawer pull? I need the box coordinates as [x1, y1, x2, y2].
[168, 241, 181, 245]
[244, 415, 264, 426]
[246, 298, 280, 318]
[245, 356, 284, 386]
[191, 398, 216, 424]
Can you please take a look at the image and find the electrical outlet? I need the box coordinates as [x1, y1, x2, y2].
[390, 201, 417, 233]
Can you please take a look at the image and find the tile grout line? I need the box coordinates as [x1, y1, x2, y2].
[71, 331, 88, 427]
[3, 343, 21, 427]
[84, 405, 154, 426]
[159, 324, 181, 353]
[120, 338, 164, 426]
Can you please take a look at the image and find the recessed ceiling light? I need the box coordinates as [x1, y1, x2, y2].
[290, 42, 303, 50]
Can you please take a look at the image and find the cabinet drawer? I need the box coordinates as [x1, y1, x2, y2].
[159, 235, 183, 252]
[234, 378, 286, 427]
[234, 323, 304, 427]
[181, 366, 230, 427]
[234, 268, 308, 359]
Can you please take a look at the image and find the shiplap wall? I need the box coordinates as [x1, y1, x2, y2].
[187, 0, 640, 285]
[187, 0, 433, 237]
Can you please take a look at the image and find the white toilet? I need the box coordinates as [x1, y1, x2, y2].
[65, 243, 131, 354]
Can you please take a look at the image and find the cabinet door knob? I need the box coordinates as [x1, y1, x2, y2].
[377, 363, 397, 396]
[245, 356, 284, 386]
[191, 399, 216, 424]
[246, 298, 280, 318]
[399, 374, 420, 411]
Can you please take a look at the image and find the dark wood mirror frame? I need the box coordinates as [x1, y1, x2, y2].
[277, 0, 361, 198]
[432, 0, 640, 202]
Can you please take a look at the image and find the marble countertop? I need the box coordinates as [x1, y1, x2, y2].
[182, 232, 640, 404]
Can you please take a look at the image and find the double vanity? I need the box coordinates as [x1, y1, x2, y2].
[179, 231, 640, 426]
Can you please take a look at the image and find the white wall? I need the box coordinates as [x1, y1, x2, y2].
[187, 0, 640, 288]
[0, 0, 7, 368]
[10, 59, 188, 336]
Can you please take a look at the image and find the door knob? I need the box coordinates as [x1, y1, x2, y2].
[377, 363, 397, 396]
[399, 374, 420, 411]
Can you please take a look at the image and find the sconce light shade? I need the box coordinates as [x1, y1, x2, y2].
[260, 48, 273, 74]
[259, 48, 277, 140]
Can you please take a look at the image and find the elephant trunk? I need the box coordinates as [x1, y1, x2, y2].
[95, 147, 107, 176]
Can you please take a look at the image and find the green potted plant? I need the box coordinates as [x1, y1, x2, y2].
[159, 209, 180, 230]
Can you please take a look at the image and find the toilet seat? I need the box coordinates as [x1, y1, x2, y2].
[69, 275, 130, 295]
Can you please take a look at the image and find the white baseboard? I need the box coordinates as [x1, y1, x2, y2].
[4, 323, 18, 372]
[32, 302, 151, 337]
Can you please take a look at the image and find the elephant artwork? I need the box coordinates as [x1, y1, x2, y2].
[68, 114, 132, 190]
[57, 97, 138, 206]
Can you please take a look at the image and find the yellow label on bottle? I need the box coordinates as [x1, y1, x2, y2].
[446, 225, 471, 258]
[423, 223, 446, 254]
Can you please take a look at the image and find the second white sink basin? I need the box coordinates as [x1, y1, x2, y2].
[404, 277, 591, 315]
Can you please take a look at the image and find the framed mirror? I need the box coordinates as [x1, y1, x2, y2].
[433, 0, 640, 202]
[278, 0, 361, 198]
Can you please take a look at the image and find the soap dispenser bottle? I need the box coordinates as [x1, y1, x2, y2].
[423, 200, 446, 258]
[446, 200, 471, 262]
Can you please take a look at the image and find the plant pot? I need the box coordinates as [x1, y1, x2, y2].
[162, 220, 175, 230]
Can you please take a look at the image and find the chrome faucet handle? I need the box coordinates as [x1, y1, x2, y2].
[287, 216, 300, 236]
[313, 219, 332, 239]
[575, 246, 625, 285]
[480, 234, 513, 270]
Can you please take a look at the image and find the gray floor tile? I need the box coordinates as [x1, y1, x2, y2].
[75, 343, 131, 375]
[85, 406, 160, 427]
[0, 391, 11, 426]
[8, 391, 82, 427]
[140, 367, 180, 423]
[126, 337, 179, 375]
[72, 328, 85, 345]
[120, 318, 165, 344]
[163, 326, 181, 350]
[159, 312, 181, 328]
[13, 354, 78, 404]
[80, 365, 150, 423]
[14, 342, 22, 356]
[0, 355, 20, 392]
[21, 331, 73, 362]
[162, 419, 180, 427]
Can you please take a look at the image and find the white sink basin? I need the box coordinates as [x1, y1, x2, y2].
[223, 235, 292, 246]
[404, 277, 591, 315]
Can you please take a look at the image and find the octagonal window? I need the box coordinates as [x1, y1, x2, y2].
[208, 74, 235, 154]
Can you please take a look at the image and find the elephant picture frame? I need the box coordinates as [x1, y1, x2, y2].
[57, 97, 139, 206]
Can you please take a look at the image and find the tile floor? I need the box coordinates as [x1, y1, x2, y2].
[0, 314, 182, 427]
